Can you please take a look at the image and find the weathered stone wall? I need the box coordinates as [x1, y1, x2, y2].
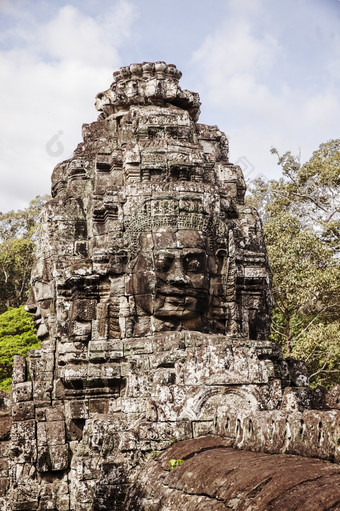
[2, 334, 339, 509]
[0, 62, 339, 510]
[0, 390, 11, 510]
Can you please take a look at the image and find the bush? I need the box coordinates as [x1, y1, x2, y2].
[0, 306, 40, 390]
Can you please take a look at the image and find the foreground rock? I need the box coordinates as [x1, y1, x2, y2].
[0, 62, 338, 510]
[127, 436, 340, 510]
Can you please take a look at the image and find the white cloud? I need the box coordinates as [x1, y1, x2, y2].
[192, 3, 283, 127]
[304, 92, 339, 126]
[194, 20, 278, 79]
[39, 4, 129, 65]
[0, 1, 136, 212]
[192, 0, 340, 181]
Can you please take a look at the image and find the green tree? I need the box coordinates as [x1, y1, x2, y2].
[0, 238, 36, 312]
[0, 194, 49, 241]
[247, 139, 340, 387]
[266, 213, 340, 386]
[0, 306, 40, 391]
[0, 195, 49, 313]
[292, 321, 340, 389]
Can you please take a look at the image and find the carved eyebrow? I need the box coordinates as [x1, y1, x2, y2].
[154, 252, 176, 259]
[182, 249, 205, 256]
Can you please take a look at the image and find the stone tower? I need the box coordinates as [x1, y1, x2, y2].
[41, 61, 272, 344]
[0, 63, 339, 510]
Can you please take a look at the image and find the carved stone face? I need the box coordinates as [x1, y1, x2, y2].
[130, 230, 211, 328]
[153, 245, 208, 319]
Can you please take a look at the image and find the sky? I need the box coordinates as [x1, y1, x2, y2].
[0, 0, 339, 213]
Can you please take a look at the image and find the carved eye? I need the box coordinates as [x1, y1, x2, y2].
[185, 255, 204, 272]
[155, 255, 173, 272]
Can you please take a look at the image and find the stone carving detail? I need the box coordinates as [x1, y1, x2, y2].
[0, 63, 338, 511]
[44, 60, 272, 343]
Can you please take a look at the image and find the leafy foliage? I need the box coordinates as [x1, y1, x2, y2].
[0, 238, 36, 312]
[0, 195, 49, 242]
[270, 140, 340, 233]
[0, 306, 40, 391]
[292, 321, 340, 389]
[0, 195, 49, 313]
[247, 139, 340, 387]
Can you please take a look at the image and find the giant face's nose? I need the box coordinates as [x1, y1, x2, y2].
[166, 256, 191, 286]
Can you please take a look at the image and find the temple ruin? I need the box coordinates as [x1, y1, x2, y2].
[0, 62, 339, 510]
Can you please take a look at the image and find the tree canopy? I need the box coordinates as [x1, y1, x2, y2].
[247, 139, 340, 388]
[0, 195, 49, 313]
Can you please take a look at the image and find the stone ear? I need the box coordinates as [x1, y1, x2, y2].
[215, 248, 228, 275]
[215, 248, 227, 257]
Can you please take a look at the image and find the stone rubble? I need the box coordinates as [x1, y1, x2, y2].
[0, 62, 339, 510]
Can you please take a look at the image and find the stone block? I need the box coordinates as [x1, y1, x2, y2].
[0, 459, 8, 478]
[73, 299, 97, 321]
[286, 357, 309, 387]
[11, 419, 35, 442]
[0, 418, 12, 441]
[65, 400, 89, 419]
[55, 494, 71, 511]
[37, 444, 69, 472]
[89, 399, 109, 415]
[11, 420, 37, 461]
[192, 420, 215, 438]
[12, 356, 26, 384]
[0, 477, 9, 497]
[76, 456, 102, 481]
[123, 338, 153, 355]
[281, 387, 313, 412]
[12, 382, 33, 402]
[58, 342, 88, 364]
[33, 281, 54, 302]
[71, 477, 97, 507]
[149, 351, 184, 370]
[121, 398, 147, 414]
[28, 354, 55, 377]
[85, 364, 121, 386]
[62, 366, 87, 387]
[88, 340, 124, 362]
[45, 406, 65, 422]
[37, 420, 65, 446]
[32, 380, 52, 403]
[325, 385, 340, 409]
[12, 402, 35, 421]
[12, 497, 39, 510]
[179, 344, 267, 386]
[0, 441, 10, 459]
[70, 321, 92, 341]
[151, 368, 176, 386]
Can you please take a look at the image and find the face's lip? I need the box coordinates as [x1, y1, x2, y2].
[156, 289, 187, 297]
[155, 286, 208, 298]
[156, 286, 208, 300]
